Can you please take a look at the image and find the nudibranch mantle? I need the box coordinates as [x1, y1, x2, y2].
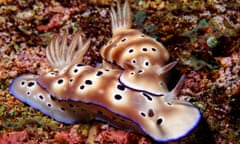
[9, 32, 201, 142]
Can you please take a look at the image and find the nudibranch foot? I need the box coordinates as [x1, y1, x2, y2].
[46, 32, 90, 74]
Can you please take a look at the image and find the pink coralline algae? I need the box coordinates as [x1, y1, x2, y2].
[215, 52, 240, 97]
[0, 46, 51, 81]
[54, 125, 88, 144]
[94, 126, 152, 144]
[0, 131, 28, 144]
[181, 70, 211, 99]
[37, 3, 87, 32]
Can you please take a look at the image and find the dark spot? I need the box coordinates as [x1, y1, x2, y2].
[85, 80, 92, 85]
[61, 107, 65, 111]
[157, 118, 163, 125]
[97, 111, 103, 115]
[47, 103, 52, 107]
[132, 59, 136, 63]
[26, 91, 31, 96]
[20, 81, 25, 86]
[105, 69, 109, 71]
[114, 94, 122, 100]
[142, 48, 147, 52]
[167, 102, 172, 106]
[138, 70, 143, 73]
[128, 49, 134, 53]
[145, 61, 149, 66]
[69, 78, 73, 83]
[152, 48, 156, 52]
[69, 103, 74, 107]
[76, 64, 83, 67]
[121, 38, 126, 42]
[96, 71, 103, 76]
[74, 69, 78, 73]
[148, 109, 154, 117]
[81, 108, 85, 111]
[130, 72, 135, 76]
[140, 112, 146, 117]
[112, 117, 116, 120]
[160, 82, 164, 86]
[80, 85, 85, 90]
[121, 119, 125, 122]
[143, 93, 152, 101]
[109, 40, 112, 44]
[140, 34, 145, 37]
[39, 95, 44, 100]
[117, 84, 125, 91]
[50, 72, 55, 75]
[28, 82, 35, 87]
[57, 79, 64, 84]
[50, 95, 56, 101]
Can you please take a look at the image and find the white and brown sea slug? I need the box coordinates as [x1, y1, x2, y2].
[10, 33, 201, 142]
[101, 1, 181, 96]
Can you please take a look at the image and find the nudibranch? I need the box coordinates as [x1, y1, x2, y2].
[100, 1, 179, 96]
[10, 33, 201, 142]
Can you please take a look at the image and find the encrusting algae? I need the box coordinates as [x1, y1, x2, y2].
[0, 0, 239, 143]
[9, 1, 201, 142]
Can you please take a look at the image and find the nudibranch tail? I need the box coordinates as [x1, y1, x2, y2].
[9, 74, 93, 124]
[46, 33, 90, 73]
[110, 0, 132, 33]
